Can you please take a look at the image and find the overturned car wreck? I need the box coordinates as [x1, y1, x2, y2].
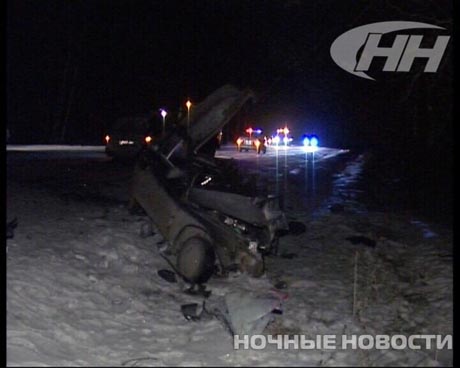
[130, 85, 288, 285]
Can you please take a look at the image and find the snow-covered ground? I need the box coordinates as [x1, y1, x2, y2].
[7, 146, 453, 366]
[7, 145, 106, 152]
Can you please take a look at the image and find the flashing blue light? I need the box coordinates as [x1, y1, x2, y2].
[310, 136, 319, 147]
[303, 137, 310, 146]
[254, 129, 262, 134]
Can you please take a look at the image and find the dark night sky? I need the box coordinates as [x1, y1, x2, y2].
[7, 0, 452, 148]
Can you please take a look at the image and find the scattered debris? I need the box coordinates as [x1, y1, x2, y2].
[274, 280, 288, 289]
[220, 290, 287, 336]
[181, 303, 204, 321]
[157, 269, 177, 283]
[345, 235, 376, 248]
[183, 284, 212, 298]
[280, 252, 298, 259]
[288, 221, 306, 235]
[139, 221, 155, 238]
[7, 218, 18, 239]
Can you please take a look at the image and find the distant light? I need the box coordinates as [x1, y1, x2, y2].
[236, 138, 243, 146]
[283, 136, 289, 145]
[186, 100, 192, 109]
[283, 127, 290, 135]
[160, 109, 167, 118]
[272, 135, 280, 145]
[105, 135, 110, 144]
[303, 137, 318, 152]
[145, 136, 153, 143]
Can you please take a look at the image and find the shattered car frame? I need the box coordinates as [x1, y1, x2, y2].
[130, 85, 288, 284]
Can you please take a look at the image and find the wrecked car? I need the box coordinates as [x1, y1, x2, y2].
[130, 85, 288, 285]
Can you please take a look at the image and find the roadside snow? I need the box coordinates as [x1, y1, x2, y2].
[7, 152, 452, 366]
[7, 145, 106, 152]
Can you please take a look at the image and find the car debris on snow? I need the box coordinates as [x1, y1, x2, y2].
[7, 217, 18, 239]
[130, 85, 289, 285]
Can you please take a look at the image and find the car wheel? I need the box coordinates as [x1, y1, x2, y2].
[176, 237, 216, 284]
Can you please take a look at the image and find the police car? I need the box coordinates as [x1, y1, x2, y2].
[236, 128, 267, 154]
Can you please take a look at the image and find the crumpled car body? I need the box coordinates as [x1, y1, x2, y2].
[130, 85, 288, 284]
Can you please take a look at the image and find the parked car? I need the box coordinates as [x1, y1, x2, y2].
[236, 130, 267, 154]
[130, 85, 288, 286]
[105, 114, 161, 159]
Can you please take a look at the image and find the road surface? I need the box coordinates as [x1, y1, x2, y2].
[7, 144, 352, 218]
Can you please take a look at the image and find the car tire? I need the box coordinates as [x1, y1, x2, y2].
[176, 237, 216, 284]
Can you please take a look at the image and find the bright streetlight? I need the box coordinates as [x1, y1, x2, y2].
[160, 109, 167, 135]
[186, 100, 192, 132]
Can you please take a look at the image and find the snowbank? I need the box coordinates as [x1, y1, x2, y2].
[7, 152, 452, 366]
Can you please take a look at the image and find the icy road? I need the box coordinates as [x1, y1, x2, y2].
[6, 144, 452, 366]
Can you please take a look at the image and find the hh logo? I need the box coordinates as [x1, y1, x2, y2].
[330, 21, 450, 80]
